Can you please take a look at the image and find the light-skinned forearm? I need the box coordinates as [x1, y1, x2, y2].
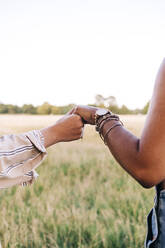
[40, 114, 84, 148]
[40, 125, 59, 148]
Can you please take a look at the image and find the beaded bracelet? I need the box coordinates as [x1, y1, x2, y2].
[96, 114, 120, 132]
[95, 114, 112, 131]
[95, 113, 123, 144]
[99, 117, 120, 141]
[103, 123, 122, 145]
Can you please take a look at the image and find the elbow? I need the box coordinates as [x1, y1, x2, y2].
[138, 180, 155, 189]
[135, 167, 159, 189]
[133, 151, 164, 188]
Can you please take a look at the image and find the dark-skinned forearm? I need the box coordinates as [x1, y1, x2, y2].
[102, 121, 154, 188]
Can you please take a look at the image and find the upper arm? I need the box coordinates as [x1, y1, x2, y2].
[139, 59, 165, 184]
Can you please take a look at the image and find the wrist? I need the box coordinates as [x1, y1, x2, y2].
[101, 120, 118, 137]
[50, 124, 61, 144]
[40, 124, 61, 148]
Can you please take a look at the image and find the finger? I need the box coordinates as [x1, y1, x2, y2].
[74, 114, 85, 128]
[73, 106, 89, 124]
[67, 107, 76, 115]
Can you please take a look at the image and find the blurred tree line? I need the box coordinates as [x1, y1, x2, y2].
[93, 95, 150, 115]
[0, 96, 150, 115]
[0, 102, 74, 115]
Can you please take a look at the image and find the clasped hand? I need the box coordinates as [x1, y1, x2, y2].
[41, 105, 99, 148]
[56, 105, 98, 141]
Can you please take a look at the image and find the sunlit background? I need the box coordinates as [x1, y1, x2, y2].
[0, 0, 165, 109]
[0, 2, 164, 246]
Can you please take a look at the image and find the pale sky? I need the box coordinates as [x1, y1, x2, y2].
[0, 0, 165, 109]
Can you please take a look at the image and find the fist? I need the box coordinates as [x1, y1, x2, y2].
[54, 114, 84, 142]
[68, 105, 99, 125]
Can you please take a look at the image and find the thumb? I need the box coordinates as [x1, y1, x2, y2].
[67, 108, 76, 115]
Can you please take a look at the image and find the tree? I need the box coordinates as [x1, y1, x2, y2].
[22, 104, 37, 114]
[106, 96, 117, 107]
[6, 104, 22, 114]
[95, 95, 118, 108]
[141, 101, 150, 114]
[119, 105, 132, 114]
[37, 102, 52, 115]
[0, 104, 8, 113]
[51, 106, 61, 115]
[95, 94, 105, 107]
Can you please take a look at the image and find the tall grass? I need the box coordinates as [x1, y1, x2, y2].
[0, 115, 154, 247]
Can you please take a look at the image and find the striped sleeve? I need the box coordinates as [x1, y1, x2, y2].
[0, 130, 47, 189]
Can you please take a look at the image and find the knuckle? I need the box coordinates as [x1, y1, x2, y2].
[74, 105, 79, 112]
[76, 105, 81, 113]
[78, 129, 82, 135]
[77, 115, 82, 121]
[75, 114, 81, 122]
[72, 114, 77, 119]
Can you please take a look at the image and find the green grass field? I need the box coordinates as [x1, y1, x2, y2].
[0, 115, 155, 248]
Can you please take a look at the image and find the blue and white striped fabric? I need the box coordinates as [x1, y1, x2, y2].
[0, 130, 47, 188]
